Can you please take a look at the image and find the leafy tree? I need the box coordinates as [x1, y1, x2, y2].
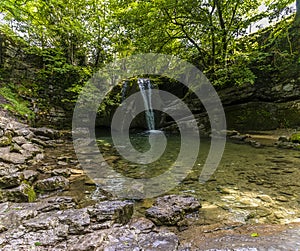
[110, 0, 296, 84]
[0, 0, 113, 67]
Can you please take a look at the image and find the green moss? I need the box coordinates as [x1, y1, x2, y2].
[0, 136, 12, 147]
[290, 133, 300, 143]
[0, 84, 35, 122]
[21, 182, 37, 202]
[34, 242, 42, 246]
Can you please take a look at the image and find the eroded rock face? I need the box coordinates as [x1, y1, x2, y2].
[146, 195, 201, 226]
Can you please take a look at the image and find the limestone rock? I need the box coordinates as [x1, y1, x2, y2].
[57, 209, 90, 234]
[88, 200, 134, 225]
[23, 212, 60, 231]
[22, 170, 39, 184]
[12, 136, 27, 145]
[66, 231, 106, 251]
[146, 195, 201, 226]
[31, 137, 49, 147]
[0, 202, 38, 227]
[21, 143, 42, 153]
[0, 152, 26, 164]
[130, 217, 155, 234]
[102, 226, 179, 251]
[35, 176, 69, 192]
[0, 183, 34, 202]
[15, 128, 32, 137]
[31, 127, 59, 139]
[0, 172, 23, 188]
[51, 168, 71, 177]
[38, 196, 76, 212]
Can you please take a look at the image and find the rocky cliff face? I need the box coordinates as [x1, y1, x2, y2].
[96, 75, 300, 133]
[219, 79, 300, 131]
[159, 74, 300, 133]
[0, 32, 72, 129]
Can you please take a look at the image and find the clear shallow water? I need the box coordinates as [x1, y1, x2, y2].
[95, 129, 300, 224]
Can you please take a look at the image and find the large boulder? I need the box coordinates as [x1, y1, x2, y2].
[146, 195, 201, 226]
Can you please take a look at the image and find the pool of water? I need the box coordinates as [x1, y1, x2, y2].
[93, 129, 300, 224]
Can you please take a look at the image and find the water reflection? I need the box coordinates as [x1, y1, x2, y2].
[95, 129, 300, 223]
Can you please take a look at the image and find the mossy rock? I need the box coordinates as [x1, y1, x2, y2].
[0, 136, 12, 147]
[0, 183, 36, 202]
[290, 133, 300, 143]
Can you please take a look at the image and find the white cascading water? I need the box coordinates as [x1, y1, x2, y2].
[121, 81, 128, 102]
[137, 78, 155, 131]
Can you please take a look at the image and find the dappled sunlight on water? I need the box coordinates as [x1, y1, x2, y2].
[95, 130, 300, 225]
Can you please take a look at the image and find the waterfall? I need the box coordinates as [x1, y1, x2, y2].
[138, 78, 155, 130]
[121, 81, 128, 102]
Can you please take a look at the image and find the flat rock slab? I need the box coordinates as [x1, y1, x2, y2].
[0, 153, 26, 164]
